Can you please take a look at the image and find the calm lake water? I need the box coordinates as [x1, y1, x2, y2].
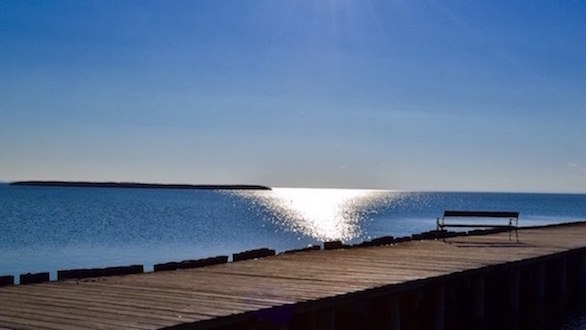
[1, 184, 586, 328]
[2, 184, 586, 275]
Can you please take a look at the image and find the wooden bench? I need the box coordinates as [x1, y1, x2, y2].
[437, 210, 519, 241]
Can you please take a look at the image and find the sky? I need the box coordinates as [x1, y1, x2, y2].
[1, 1, 585, 192]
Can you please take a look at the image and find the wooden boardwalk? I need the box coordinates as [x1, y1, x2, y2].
[1, 222, 586, 329]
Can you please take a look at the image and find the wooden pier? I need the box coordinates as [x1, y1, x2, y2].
[1, 222, 586, 329]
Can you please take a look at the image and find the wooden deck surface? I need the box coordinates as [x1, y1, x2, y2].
[1, 222, 586, 329]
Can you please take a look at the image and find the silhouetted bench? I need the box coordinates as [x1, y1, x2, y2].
[437, 210, 519, 241]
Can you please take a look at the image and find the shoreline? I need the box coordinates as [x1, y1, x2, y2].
[9, 181, 272, 190]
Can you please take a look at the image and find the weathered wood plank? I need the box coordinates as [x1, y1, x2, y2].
[1, 222, 586, 329]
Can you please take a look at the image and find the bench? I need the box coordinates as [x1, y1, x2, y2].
[437, 210, 519, 241]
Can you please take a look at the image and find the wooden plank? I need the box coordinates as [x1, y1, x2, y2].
[0, 302, 160, 330]
[0, 286, 231, 320]
[0, 312, 90, 330]
[1, 222, 586, 329]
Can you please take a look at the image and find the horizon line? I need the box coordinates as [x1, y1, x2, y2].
[2, 179, 586, 195]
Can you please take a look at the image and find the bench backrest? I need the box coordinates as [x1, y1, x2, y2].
[443, 211, 519, 218]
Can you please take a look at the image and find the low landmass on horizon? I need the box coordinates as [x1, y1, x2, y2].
[10, 181, 271, 191]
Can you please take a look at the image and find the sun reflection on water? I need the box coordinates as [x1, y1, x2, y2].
[236, 188, 397, 241]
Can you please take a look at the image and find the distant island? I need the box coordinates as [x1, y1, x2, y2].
[10, 181, 272, 190]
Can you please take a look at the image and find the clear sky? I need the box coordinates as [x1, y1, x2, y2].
[1, 1, 585, 192]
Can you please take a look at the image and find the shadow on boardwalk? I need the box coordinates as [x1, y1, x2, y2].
[447, 240, 534, 248]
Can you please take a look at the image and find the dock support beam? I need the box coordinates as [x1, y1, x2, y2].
[434, 284, 445, 330]
[581, 253, 586, 300]
[532, 262, 547, 330]
[473, 275, 485, 328]
[559, 257, 568, 308]
[316, 309, 335, 330]
[509, 269, 520, 330]
[385, 296, 401, 330]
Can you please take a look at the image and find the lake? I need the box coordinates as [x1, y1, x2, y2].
[2, 184, 586, 328]
[2, 184, 585, 276]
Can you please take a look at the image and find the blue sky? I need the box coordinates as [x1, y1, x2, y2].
[1, 1, 585, 192]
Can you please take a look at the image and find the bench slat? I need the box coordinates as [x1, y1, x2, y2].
[440, 224, 516, 228]
[443, 211, 519, 218]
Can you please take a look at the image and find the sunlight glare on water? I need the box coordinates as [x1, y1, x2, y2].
[239, 188, 396, 241]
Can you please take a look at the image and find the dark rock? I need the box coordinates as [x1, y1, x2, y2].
[411, 233, 424, 240]
[0, 275, 14, 287]
[233, 248, 276, 262]
[58, 265, 143, 280]
[369, 236, 395, 246]
[394, 236, 412, 243]
[281, 245, 321, 254]
[20, 272, 50, 285]
[154, 256, 228, 272]
[418, 230, 447, 239]
[352, 241, 374, 248]
[324, 240, 351, 250]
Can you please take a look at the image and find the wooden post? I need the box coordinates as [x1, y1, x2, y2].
[358, 300, 371, 329]
[316, 308, 335, 330]
[509, 269, 520, 330]
[434, 284, 445, 330]
[578, 252, 586, 301]
[473, 275, 485, 329]
[559, 257, 568, 307]
[535, 263, 546, 305]
[305, 310, 317, 330]
[532, 262, 546, 330]
[411, 289, 424, 330]
[278, 324, 290, 330]
[385, 296, 401, 330]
